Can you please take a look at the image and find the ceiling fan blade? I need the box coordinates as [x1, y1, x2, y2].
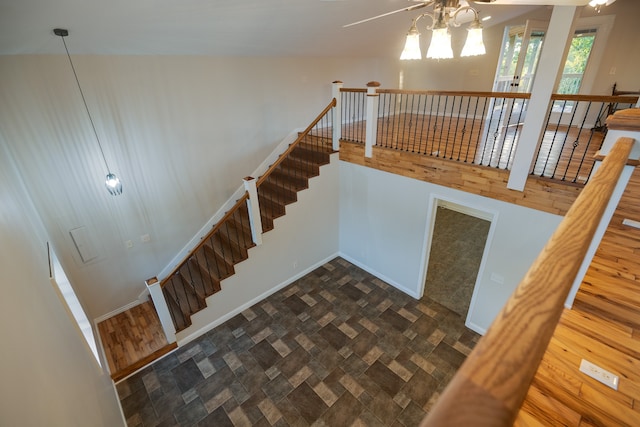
[343, 1, 434, 28]
[472, 0, 590, 5]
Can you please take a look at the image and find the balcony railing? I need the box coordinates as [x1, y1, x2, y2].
[532, 94, 638, 184]
[340, 85, 638, 185]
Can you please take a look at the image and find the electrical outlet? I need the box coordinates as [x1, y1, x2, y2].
[141, 234, 151, 243]
[293, 261, 298, 269]
[579, 359, 619, 390]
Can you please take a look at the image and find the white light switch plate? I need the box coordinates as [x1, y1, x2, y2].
[579, 359, 619, 390]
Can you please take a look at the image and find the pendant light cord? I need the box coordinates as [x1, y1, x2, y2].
[59, 35, 112, 174]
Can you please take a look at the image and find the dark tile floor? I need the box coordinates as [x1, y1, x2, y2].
[117, 257, 480, 426]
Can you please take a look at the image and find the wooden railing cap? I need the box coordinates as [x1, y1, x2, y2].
[606, 108, 640, 132]
[366, 81, 381, 87]
[332, 80, 343, 84]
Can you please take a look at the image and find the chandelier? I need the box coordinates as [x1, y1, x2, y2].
[401, 1, 486, 60]
[588, 0, 616, 13]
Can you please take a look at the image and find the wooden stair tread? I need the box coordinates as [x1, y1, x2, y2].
[164, 276, 205, 317]
[182, 258, 221, 298]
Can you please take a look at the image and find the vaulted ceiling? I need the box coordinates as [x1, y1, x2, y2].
[0, 0, 541, 56]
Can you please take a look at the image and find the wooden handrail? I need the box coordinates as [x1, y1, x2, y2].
[606, 108, 640, 132]
[339, 87, 639, 105]
[341, 87, 531, 99]
[550, 93, 638, 103]
[339, 88, 367, 93]
[421, 137, 636, 427]
[256, 98, 336, 187]
[159, 193, 249, 288]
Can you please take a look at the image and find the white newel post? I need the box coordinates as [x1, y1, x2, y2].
[332, 80, 343, 151]
[146, 277, 177, 344]
[365, 81, 381, 158]
[244, 176, 263, 246]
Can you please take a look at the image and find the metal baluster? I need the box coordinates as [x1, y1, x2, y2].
[418, 94, 428, 154]
[425, 95, 435, 156]
[463, 96, 477, 163]
[443, 95, 455, 159]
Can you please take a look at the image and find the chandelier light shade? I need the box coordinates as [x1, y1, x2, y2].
[461, 22, 486, 57]
[426, 26, 453, 59]
[400, 22, 422, 60]
[399, 1, 486, 60]
[54, 28, 123, 196]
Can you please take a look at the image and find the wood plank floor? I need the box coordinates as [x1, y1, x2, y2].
[98, 300, 177, 382]
[515, 166, 640, 426]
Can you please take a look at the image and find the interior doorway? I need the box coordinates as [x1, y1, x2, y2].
[423, 201, 491, 318]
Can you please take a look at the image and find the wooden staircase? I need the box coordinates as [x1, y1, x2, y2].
[161, 134, 335, 332]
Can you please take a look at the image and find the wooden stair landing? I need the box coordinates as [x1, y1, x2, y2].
[98, 300, 177, 382]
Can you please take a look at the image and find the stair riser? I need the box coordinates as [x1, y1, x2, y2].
[164, 277, 204, 319]
[280, 159, 320, 177]
[290, 147, 331, 165]
[258, 182, 298, 206]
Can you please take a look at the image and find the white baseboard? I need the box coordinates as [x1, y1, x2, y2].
[137, 288, 150, 304]
[465, 320, 487, 336]
[176, 252, 340, 346]
[337, 252, 422, 300]
[94, 300, 142, 324]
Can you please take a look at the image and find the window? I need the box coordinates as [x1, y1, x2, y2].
[553, 29, 597, 113]
[49, 245, 101, 366]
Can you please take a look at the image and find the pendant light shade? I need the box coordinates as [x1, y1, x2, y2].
[105, 173, 123, 195]
[54, 28, 123, 196]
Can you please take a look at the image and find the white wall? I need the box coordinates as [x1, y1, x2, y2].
[0, 55, 398, 320]
[179, 154, 340, 342]
[582, 0, 640, 95]
[339, 162, 562, 333]
[0, 139, 123, 426]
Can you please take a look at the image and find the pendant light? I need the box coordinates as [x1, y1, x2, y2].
[54, 28, 122, 196]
